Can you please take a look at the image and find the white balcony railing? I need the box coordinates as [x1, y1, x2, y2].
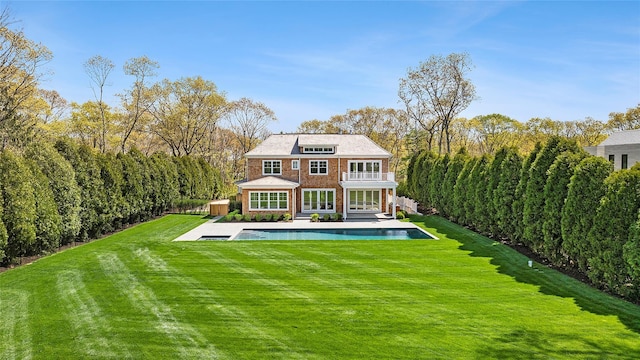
[342, 172, 395, 182]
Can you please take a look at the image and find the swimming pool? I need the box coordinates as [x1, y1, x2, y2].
[229, 228, 435, 241]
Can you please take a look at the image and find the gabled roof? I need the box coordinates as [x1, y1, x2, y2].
[245, 134, 391, 157]
[599, 129, 640, 146]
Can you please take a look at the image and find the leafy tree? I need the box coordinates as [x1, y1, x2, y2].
[472, 114, 520, 154]
[440, 148, 468, 218]
[25, 143, 81, 245]
[494, 148, 523, 238]
[399, 52, 477, 153]
[541, 151, 587, 265]
[68, 101, 117, 150]
[0, 8, 53, 149]
[512, 142, 542, 242]
[608, 104, 640, 131]
[225, 97, 277, 155]
[149, 76, 226, 156]
[561, 156, 612, 271]
[0, 150, 36, 261]
[523, 137, 580, 250]
[587, 168, 640, 297]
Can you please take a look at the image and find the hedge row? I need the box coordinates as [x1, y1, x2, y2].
[0, 138, 221, 265]
[406, 136, 640, 301]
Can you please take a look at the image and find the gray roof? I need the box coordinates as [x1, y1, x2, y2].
[599, 129, 640, 146]
[237, 176, 299, 189]
[245, 134, 391, 157]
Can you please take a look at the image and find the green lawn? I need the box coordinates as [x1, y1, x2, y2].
[1, 214, 639, 359]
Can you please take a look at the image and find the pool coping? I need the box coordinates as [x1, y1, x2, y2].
[173, 217, 437, 241]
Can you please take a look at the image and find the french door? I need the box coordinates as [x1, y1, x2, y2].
[348, 190, 380, 211]
[302, 189, 335, 212]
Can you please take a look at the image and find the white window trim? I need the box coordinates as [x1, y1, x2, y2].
[249, 191, 289, 211]
[347, 160, 382, 180]
[309, 160, 329, 175]
[291, 159, 299, 170]
[262, 160, 282, 175]
[303, 147, 335, 154]
[348, 189, 381, 212]
[302, 188, 336, 213]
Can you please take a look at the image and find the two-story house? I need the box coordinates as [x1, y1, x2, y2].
[236, 134, 397, 220]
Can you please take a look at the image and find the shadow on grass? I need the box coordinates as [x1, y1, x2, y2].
[477, 329, 640, 359]
[409, 214, 640, 336]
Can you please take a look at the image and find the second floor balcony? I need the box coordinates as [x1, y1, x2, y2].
[342, 171, 395, 182]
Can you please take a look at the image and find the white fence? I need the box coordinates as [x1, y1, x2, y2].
[395, 196, 420, 214]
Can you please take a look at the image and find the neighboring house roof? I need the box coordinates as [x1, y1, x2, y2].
[236, 176, 299, 189]
[599, 129, 640, 146]
[245, 134, 392, 157]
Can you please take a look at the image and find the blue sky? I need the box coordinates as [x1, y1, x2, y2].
[9, 0, 640, 133]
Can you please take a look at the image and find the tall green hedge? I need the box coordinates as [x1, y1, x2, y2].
[0, 139, 219, 265]
[493, 148, 522, 239]
[541, 151, 587, 264]
[586, 168, 640, 297]
[403, 137, 640, 301]
[511, 143, 541, 242]
[25, 143, 81, 245]
[0, 151, 37, 261]
[560, 156, 613, 271]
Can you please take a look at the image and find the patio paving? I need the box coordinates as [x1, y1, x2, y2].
[173, 215, 424, 241]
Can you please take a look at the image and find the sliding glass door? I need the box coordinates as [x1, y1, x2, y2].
[348, 190, 380, 211]
[302, 189, 335, 212]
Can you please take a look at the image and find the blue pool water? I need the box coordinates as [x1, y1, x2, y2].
[231, 228, 434, 241]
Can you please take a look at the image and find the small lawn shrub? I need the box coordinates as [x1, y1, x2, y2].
[310, 213, 320, 222]
[255, 214, 263, 222]
[234, 214, 243, 221]
[396, 211, 405, 220]
[224, 210, 239, 222]
[333, 213, 343, 221]
[243, 214, 252, 222]
[323, 214, 331, 222]
[283, 213, 292, 221]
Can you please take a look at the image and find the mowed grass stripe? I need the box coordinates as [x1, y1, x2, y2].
[56, 271, 128, 358]
[0, 290, 31, 360]
[217, 244, 459, 358]
[97, 252, 221, 359]
[132, 246, 316, 359]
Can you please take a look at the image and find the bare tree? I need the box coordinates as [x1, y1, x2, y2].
[38, 89, 68, 123]
[399, 53, 477, 154]
[118, 56, 159, 153]
[224, 97, 277, 155]
[84, 55, 114, 153]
